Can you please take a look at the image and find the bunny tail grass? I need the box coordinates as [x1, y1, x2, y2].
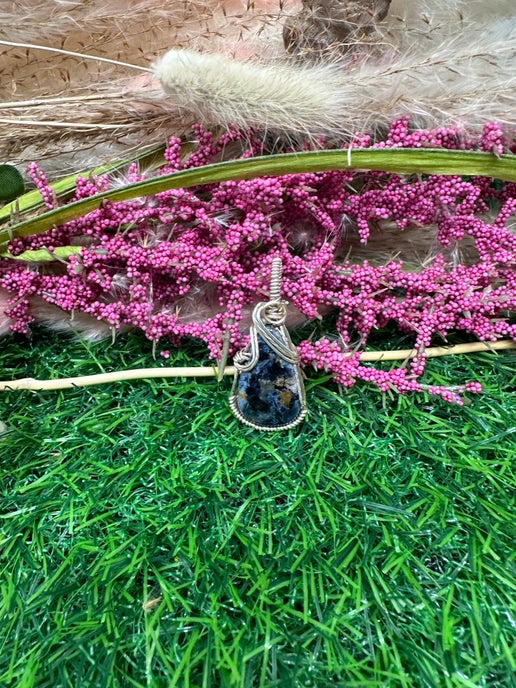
[155, 24, 516, 137]
[154, 50, 350, 137]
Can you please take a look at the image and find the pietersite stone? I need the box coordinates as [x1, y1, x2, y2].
[234, 326, 303, 429]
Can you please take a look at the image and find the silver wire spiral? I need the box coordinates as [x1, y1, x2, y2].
[234, 258, 299, 372]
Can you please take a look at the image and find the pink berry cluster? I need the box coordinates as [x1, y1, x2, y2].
[1, 122, 515, 403]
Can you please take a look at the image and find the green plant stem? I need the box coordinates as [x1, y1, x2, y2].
[1, 149, 514, 248]
[0, 144, 167, 226]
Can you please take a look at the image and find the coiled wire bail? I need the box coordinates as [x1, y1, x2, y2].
[263, 257, 287, 326]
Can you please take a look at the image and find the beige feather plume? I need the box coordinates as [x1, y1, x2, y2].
[1, 0, 514, 177]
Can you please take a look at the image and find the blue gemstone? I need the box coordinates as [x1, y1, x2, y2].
[233, 327, 304, 429]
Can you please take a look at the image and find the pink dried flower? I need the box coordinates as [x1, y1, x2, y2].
[1, 121, 515, 403]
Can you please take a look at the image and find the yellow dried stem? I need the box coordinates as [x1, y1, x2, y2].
[1, 340, 514, 392]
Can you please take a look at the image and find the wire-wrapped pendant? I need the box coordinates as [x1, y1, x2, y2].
[229, 259, 307, 431]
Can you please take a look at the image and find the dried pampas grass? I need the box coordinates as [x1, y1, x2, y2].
[1, 0, 515, 176]
[0, 1, 288, 175]
[155, 1, 516, 140]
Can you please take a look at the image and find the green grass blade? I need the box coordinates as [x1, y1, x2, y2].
[0, 144, 167, 226]
[1, 148, 514, 247]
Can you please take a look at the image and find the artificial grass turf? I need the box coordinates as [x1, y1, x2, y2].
[0, 330, 515, 688]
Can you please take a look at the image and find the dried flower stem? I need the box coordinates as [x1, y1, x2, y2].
[2, 148, 515, 248]
[1, 340, 514, 392]
[0, 94, 125, 109]
[0, 118, 134, 130]
[0, 39, 152, 73]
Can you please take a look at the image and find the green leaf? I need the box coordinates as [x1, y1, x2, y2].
[0, 246, 82, 262]
[0, 164, 25, 202]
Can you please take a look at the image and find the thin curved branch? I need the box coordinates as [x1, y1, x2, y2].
[0, 340, 514, 392]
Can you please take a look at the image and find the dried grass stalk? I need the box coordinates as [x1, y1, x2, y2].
[0, 1, 290, 174]
[1, 1, 515, 176]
